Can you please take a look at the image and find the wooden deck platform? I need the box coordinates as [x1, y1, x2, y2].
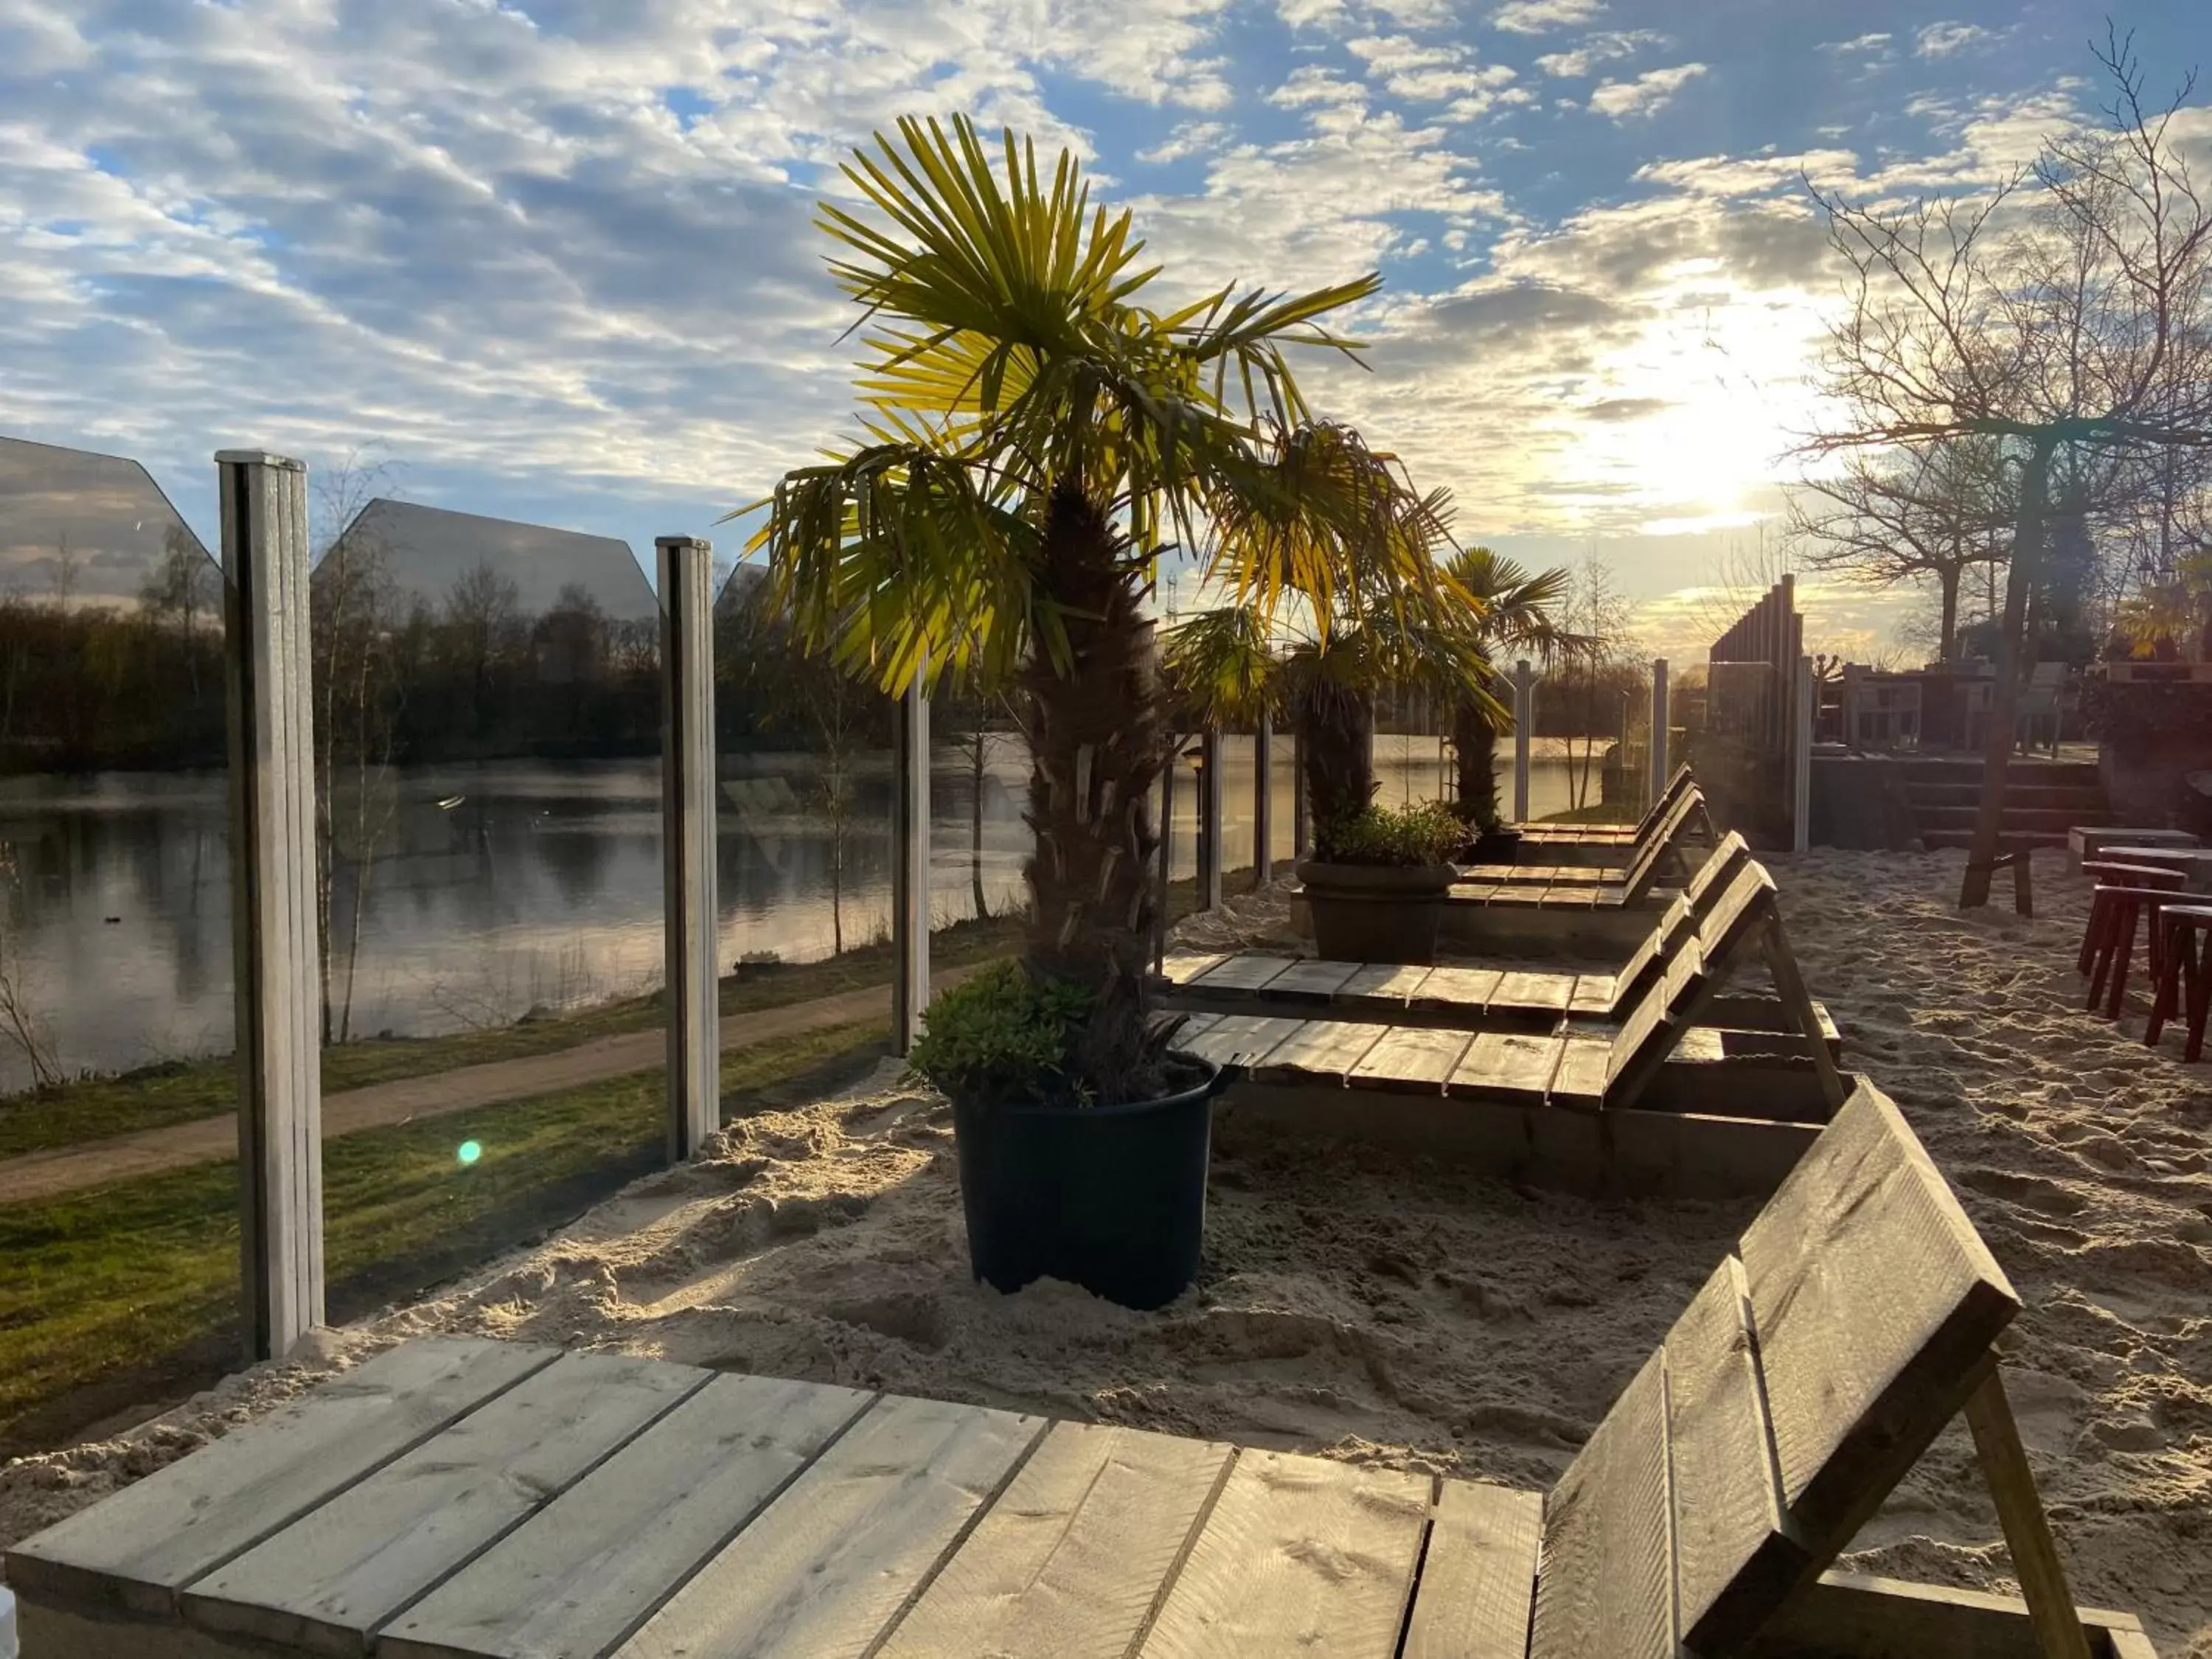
[10, 1336, 1545, 1659]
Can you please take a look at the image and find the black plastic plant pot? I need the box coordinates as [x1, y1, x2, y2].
[1469, 827, 1523, 864]
[952, 1061, 1222, 1312]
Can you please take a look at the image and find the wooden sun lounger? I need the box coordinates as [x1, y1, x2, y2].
[1467, 780, 1712, 886]
[1444, 787, 1716, 936]
[1514, 760, 1695, 852]
[6, 1085, 2154, 1658]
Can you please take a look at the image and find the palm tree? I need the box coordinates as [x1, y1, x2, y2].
[744, 116, 1392, 1099]
[1167, 445, 1497, 856]
[1443, 546, 1585, 829]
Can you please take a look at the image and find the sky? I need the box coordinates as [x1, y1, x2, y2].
[2, 0, 2208, 664]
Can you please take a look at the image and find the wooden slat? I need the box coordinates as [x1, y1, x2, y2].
[1685, 832, 1750, 916]
[1528, 1351, 1675, 1659]
[1399, 1481, 1543, 1659]
[4, 1337, 559, 1615]
[1408, 966, 1502, 1012]
[1180, 1014, 1307, 1070]
[1138, 1449, 1429, 1658]
[1450, 1032, 1565, 1101]
[1348, 1026, 1475, 1093]
[1697, 863, 1777, 969]
[1256, 958, 1363, 1002]
[1548, 1037, 1610, 1110]
[1337, 962, 1433, 1005]
[1161, 950, 1230, 987]
[1603, 943, 1686, 1095]
[183, 1353, 705, 1653]
[1490, 970, 1576, 1014]
[1613, 897, 1688, 1004]
[1190, 953, 1298, 992]
[616, 1394, 1043, 1659]
[1663, 1257, 1805, 1652]
[378, 1373, 872, 1659]
[1568, 973, 1617, 1017]
[878, 1422, 1230, 1659]
[1738, 1083, 2020, 1554]
[1249, 1020, 1385, 1084]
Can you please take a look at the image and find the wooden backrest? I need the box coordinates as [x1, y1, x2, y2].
[1621, 785, 1705, 899]
[1607, 896, 1690, 1016]
[1680, 830, 1751, 922]
[1694, 860, 1778, 978]
[1528, 1082, 2021, 1659]
[1602, 934, 1704, 1092]
[1630, 762, 1696, 841]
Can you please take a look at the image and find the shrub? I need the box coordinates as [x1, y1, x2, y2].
[908, 959, 1095, 1113]
[1316, 799, 1465, 866]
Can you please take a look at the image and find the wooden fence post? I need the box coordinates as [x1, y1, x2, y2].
[1512, 659, 1533, 823]
[1155, 745, 1177, 969]
[1252, 714, 1273, 888]
[891, 665, 931, 1055]
[1199, 728, 1224, 910]
[656, 537, 719, 1160]
[218, 450, 324, 1360]
[1290, 726, 1309, 857]
[1650, 658, 1669, 803]
[1794, 653, 1815, 853]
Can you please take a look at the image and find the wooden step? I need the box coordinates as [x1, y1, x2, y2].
[1902, 783, 2108, 811]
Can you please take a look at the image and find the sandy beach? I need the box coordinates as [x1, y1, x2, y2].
[3, 848, 2207, 1654]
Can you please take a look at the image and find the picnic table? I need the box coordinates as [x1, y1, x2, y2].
[2099, 846, 2212, 894]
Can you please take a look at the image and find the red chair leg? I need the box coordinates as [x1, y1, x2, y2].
[2105, 901, 2140, 1020]
[2187, 933, 2212, 1063]
[2146, 916, 2183, 1046]
[2078, 894, 2107, 975]
[2090, 897, 2133, 1015]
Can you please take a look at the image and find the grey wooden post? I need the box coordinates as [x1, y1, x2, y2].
[218, 450, 324, 1360]
[1650, 658, 1669, 805]
[1290, 726, 1310, 858]
[1794, 653, 1815, 853]
[1251, 714, 1273, 889]
[890, 669, 931, 1054]
[656, 537, 719, 1161]
[1155, 745, 1176, 970]
[1512, 659, 1533, 823]
[1199, 728, 1224, 910]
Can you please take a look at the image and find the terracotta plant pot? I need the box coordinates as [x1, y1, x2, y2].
[1295, 858, 1458, 964]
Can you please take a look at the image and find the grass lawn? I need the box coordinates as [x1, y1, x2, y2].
[0, 911, 1026, 1162]
[1537, 800, 1641, 826]
[0, 1018, 891, 1456]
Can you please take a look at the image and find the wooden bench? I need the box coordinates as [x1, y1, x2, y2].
[2069, 826, 2200, 868]
[4, 1085, 2157, 1658]
[1512, 762, 1697, 859]
[1465, 782, 1712, 888]
[1441, 820, 1745, 957]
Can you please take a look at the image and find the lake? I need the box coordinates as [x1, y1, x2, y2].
[0, 737, 1596, 1090]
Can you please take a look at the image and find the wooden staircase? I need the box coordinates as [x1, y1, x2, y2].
[1897, 757, 2108, 849]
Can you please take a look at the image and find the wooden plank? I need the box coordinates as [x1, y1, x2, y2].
[1258, 959, 1362, 1003]
[1450, 1032, 1564, 1102]
[1337, 962, 1433, 1005]
[878, 1422, 1230, 1659]
[1249, 1020, 1385, 1084]
[1490, 970, 1576, 1014]
[1399, 1481, 1543, 1659]
[1527, 1350, 1675, 1659]
[1685, 831, 1750, 915]
[1745, 1571, 2155, 1659]
[1161, 950, 1230, 987]
[1568, 973, 1617, 1017]
[1138, 1449, 1429, 1658]
[1190, 953, 1298, 992]
[616, 1394, 1043, 1659]
[1548, 1037, 1610, 1110]
[1961, 1374, 2094, 1659]
[1738, 1082, 2020, 1556]
[378, 1373, 873, 1659]
[184, 1352, 706, 1655]
[1603, 953, 1679, 1096]
[1663, 1257, 1805, 1653]
[1180, 1014, 1307, 1070]
[1614, 898, 1687, 1002]
[1348, 1026, 1475, 1093]
[1408, 966, 1502, 1012]
[4, 1338, 559, 1615]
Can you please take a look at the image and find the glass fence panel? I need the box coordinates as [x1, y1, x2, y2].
[928, 692, 1026, 979]
[1219, 729, 1259, 890]
[313, 498, 664, 1326]
[1268, 727, 1298, 871]
[712, 567, 901, 1102]
[0, 435, 239, 1453]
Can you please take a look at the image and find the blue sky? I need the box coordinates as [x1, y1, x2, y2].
[2, 0, 2207, 658]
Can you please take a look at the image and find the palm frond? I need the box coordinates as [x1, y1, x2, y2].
[1162, 606, 1281, 725]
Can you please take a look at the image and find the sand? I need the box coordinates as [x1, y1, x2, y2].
[1, 849, 2206, 1654]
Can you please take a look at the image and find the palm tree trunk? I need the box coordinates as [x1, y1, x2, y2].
[1961, 435, 2053, 910]
[1938, 565, 1961, 664]
[1451, 698, 1501, 825]
[1298, 681, 1374, 858]
[1020, 487, 1172, 1099]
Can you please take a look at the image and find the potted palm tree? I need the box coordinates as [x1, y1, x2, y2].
[1444, 546, 1585, 862]
[743, 116, 1394, 1310]
[1166, 455, 1497, 964]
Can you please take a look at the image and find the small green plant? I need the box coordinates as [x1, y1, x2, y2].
[1317, 799, 1466, 866]
[908, 959, 1096, 1112]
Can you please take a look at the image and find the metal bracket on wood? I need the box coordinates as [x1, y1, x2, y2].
[218, 449, 324, 1359]
[657, 537, 719, 1161]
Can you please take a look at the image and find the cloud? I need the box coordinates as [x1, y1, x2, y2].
[1534, 30, 1666, 78]
[1347, 34, 1519, 102]
[1819, 32, 1893, 57]
[1588, 63, 1707, 119]
[1490, 0, 1605, 37]
[1583, 397, 1673, 422]
[1916, 21, 1994, 58]
[1138, 122, 1230, 164]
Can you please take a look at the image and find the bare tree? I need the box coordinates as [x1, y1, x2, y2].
[1809, 28, 2212, 906]
[1790, 437, 2012, 661]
